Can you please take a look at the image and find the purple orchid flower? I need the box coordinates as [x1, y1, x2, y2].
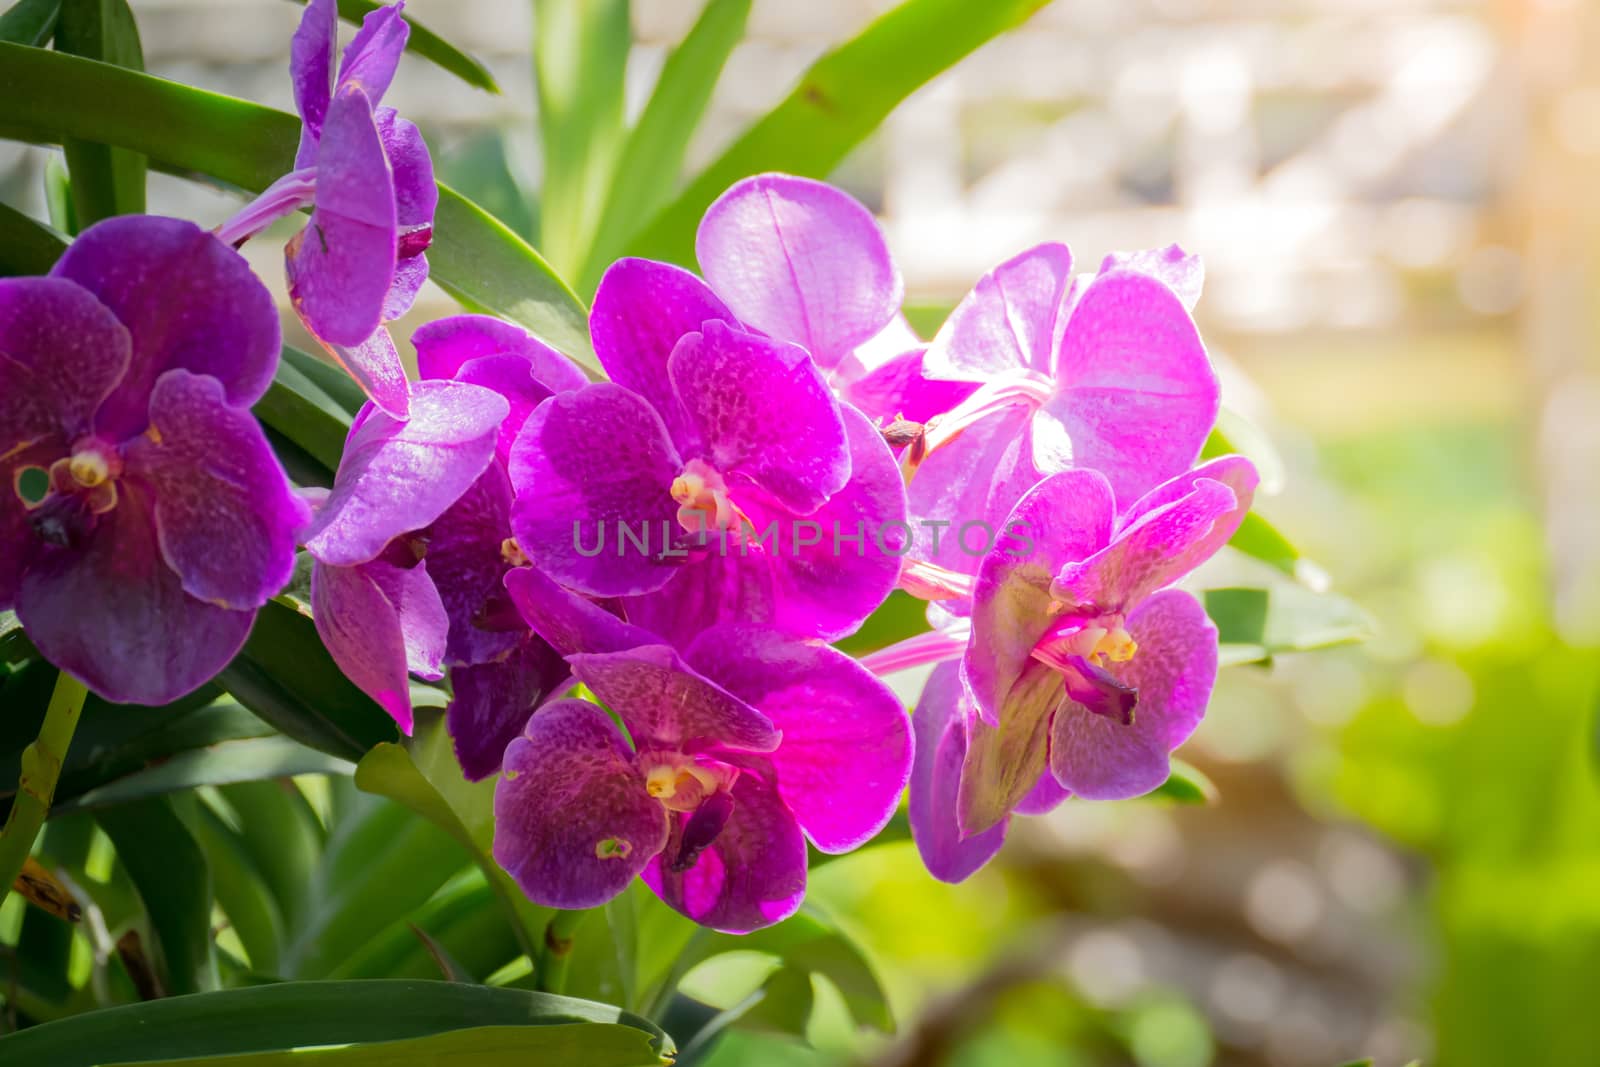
[0, 216, 306, 704]
[216, 0, 434, 420]
[904, 243, 1219, 576]
[906, 457, 1256, 881]
[493, 565, 911, 932]
[301, 378, 509, 732]
[507, 262, 908, 645]
[410, 315, 587, 779]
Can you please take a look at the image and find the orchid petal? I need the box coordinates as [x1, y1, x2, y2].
[567, 645, 779, 754]
[923, 243, 1072, 381]
[0, 276, 130, 453]
[448, 636, 569, 781]
[908, 661, 1008, 882]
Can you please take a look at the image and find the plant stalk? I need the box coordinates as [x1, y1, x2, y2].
[0, 671, 89, 909]
[534, 908, 586, 994]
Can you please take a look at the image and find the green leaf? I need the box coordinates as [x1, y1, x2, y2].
[0, 199, 67, 276]
[578, 0, 751, 293]
[0, 980, 673, 1064]
[353, 727, 548, 961]
[626, 0, 1051, 266]
[43, 151, 77, 233]
[295, 0, 501, 94]
[217, 598, 399, 762]
[216, 780, 323, 931]
[281, 792, 473, 979]
[0, 662, 255, 814]
[0, 43, 593, 365]
[1145, 759, 1216, 805]
[533, 0, 631, 277]
[95, 796, 217, 995]
[1204, 586, 1269, 647]
[1209, 584, 1372, 667]
[329, 878, 518, 982]
[183, 800, 285, 974]
[55, 734, 352, 813]
[55, 0, 147, 225]
[254, 350, 356, 473]
[1229, 510, 1327, 587]
[0, 0, 61, 46]
[279, 345, 366, 416]
[434, 127, 537, 240]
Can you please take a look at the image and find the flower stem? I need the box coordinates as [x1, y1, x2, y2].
[534, 908, 586, 994]
[859, 626, 970, 677]
[0, 671, 89, 908]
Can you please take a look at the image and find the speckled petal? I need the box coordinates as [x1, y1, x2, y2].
[567, 644, 779, 753]
[123, 370, 308, 610]
[507, 383, 682, 597]
[1049, 589, 1217, 800]
[686, 625, 910, 853]
[290, 0, 338, 165]
[494, 699, 668, 909]
[52, 216, 281, 440]
[17, 484, 254, 705]
[669, 321, 848, 514]
[642, 766, 808, 933]
[0, 276, 130, 453]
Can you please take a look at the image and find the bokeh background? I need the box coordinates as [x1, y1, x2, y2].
[7, 1, 1598, 1064]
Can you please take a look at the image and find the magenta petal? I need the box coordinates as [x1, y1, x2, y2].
[1014, 767, 1070, 815]
[311, 557, 448, 734]
[642, 767, 807, 933]
[290, 0, 338, 166]
[317, 328, 412, 421]
[502, 564, 660, 657]
[122, 370, 308, 610]
[909, 661, 1008, 883]
[623, 405, 906, 645]
[685, 625, 910, 853]
[590, 258, 733, 443]
[0, 276, 130, 450]
[423, 466, 518, 665]
[335, 0, 409, 103]
[288, 85, 397, 349]
[1045, 270, 1219, 504]
[966, 470, 1115, 725]
[1049, 589, 1216, 800]
[414, 314, 586, 393]
[450, 356, 563, 464]
[17, 485, 254, 705]
[841, 348, 977, 427]
[374, 107, 436, 320]
[494, 699, 668, 909]
[52, 216, 281, 440]
[1056, 463, 1255, 613]
[448, 636, 570, 781]
[507, 384, 682, 597]
[303, 380, 508, 567]
[697, 174, 901, 370]
[906, 405, 1041, 576]
[1100, 244, 1203, 310]
[669, 321, 848, 512]
[923, 243, 1073, 381]
[567, 645, 779, 754]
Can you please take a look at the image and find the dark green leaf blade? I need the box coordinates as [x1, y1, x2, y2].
[626, 0, 1052, 267]
[0, 0, 61, 46]
[0, 980, 672, 1064]
[217, 598, 399, 762]
[55, 734, 352, 813]
[0, 199, 67, 276]
[95, 796, 217, 995]
[54, 0, 147, 224]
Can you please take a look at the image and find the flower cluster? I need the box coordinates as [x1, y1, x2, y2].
[0, 0, 1258, 932]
